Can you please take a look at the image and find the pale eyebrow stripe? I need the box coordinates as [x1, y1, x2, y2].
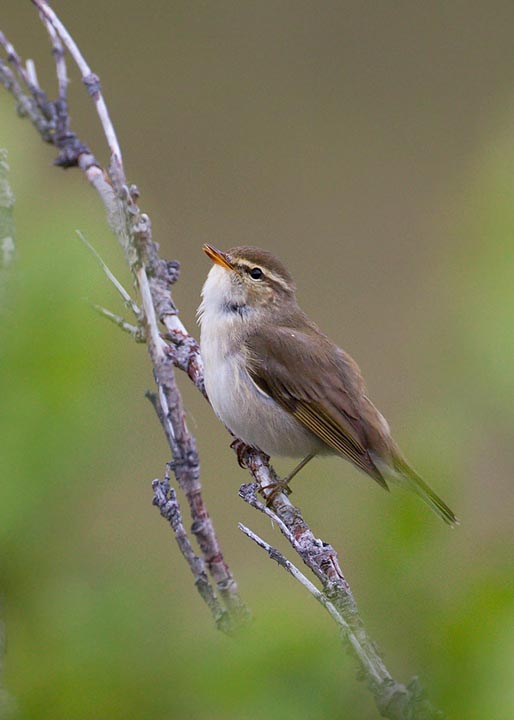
[236, 260, 290, 291]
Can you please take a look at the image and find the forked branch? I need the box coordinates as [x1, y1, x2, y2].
[1, 0, 247, 631]
[0, 3, 444, 717]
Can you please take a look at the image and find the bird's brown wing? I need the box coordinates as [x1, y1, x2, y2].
[245, 325, 388, 489]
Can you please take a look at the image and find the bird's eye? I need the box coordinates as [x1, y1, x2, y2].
[249, 267, 263, 280]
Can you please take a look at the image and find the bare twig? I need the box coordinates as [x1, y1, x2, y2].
[1, 1, 247, 630]
[237, 452, 352, 597]
[42, 1, 245, 624]
[163, 328, 205, 398]
[34, 0, 123, 165]
[76, 230, 142, 319]
[0, 55, 52, 140]
[1, 3, 445, 717]
[91, 303, 144, 342]
[0, 30, 47, 112]
[153, 464, 232, 633]
[238, 473, 443, 719]
[25, 59, 39, 89]
[238, 522, 408, 691]
[238, 523, 354, 632]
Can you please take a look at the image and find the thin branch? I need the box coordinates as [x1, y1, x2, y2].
[76, 230, 142, 319]
[238, 472, 443, 719]
[39, 12, 68, 104]
[0, 31, 40, 98]
[1, 2, 248, 630]
[91, 303, 144, 342]
[238, 453, 352, 598]
[238, 522, 413, 696]
[25, 59, 39, 89]
[33, 0, 123, 165]
[238, 523, 359, 642]
[0, 56, 52, 140]
[153, 464, 232, 633]
[163, 329, 206, 398]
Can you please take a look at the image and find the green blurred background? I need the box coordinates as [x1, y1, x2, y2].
[1, 2, 513, 718]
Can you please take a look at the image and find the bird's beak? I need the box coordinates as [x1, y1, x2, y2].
[202, 243, 234, 270]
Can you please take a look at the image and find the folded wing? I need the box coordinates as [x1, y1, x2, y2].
[245, 325, 388, 489]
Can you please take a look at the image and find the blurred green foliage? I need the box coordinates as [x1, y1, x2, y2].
[1, 3, 513, 719]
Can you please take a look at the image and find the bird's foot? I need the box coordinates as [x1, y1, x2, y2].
[259, 477, 293, 506]
[230, 438, 251, 468]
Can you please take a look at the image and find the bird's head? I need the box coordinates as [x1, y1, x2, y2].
[200, 244, 296, 319]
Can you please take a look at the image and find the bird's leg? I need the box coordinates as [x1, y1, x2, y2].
[283, 453, 316, 485]
[261, 453, 316, 505]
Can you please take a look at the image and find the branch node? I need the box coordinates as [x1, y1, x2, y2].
[165, 259, 180, 284]
[129, 184, 140, 202]
[83, 71, 101, 97]
[54, 132, 90, 168]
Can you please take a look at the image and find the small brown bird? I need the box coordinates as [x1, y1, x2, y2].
[198, 244, 458, 526]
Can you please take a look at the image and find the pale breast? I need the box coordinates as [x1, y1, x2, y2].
[200, 315, 323, 458]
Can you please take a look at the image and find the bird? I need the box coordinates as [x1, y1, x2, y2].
[198, 243, 458, 526]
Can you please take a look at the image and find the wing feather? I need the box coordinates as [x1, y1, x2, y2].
[245, 325, 388, 489]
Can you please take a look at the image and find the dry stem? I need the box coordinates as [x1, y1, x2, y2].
[0, 3, 445, 717]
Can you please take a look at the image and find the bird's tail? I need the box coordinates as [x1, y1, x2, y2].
[390, 454, 459, 527]
[372, 450, 459, 527]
